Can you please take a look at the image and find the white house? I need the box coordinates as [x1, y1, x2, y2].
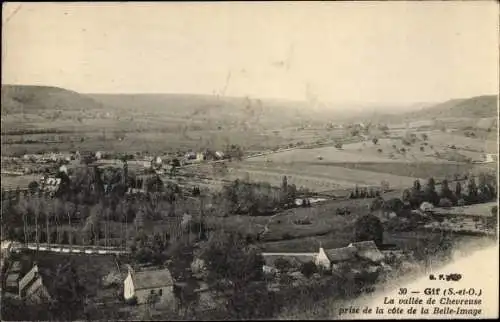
[484, 153, 498, 163]
[154, 156, 163, 166]
[196, 152, 205, 162]
[123, 265, 175, 306]
[315, 245, 357, 269]
[59, 165, 68, 174]
[41, 177, 61, 193]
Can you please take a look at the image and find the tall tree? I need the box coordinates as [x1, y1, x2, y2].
[354, 214, 384, 246]
[439, 179, 455, 203]
[199, 231, 268, 319]
[455, 182, 462, 198]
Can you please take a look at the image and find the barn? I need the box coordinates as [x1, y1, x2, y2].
[123, 265, 176, 307]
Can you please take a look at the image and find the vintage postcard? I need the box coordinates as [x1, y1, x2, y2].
[1, 1, 498, 320]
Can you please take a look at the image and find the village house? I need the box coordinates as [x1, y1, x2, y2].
[123, 265, 176, 307]
[5, 260, 22, 292]
[184, 152, 197, 161]
[483, 153, 498, 163]
[347, 241, 385, 263]
[18, 264, 53, 304]
[315, 245, 357, 270]
[315, 241, 385, 270]
[40, 176, 61, 193]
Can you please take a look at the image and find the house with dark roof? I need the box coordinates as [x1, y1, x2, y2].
[18, 264, 53, 304]
[5, 271, 20, 292]
[123, 265, 176, 307]
[348, 241, 385, 263]
[315, 245, 357, 269]
[315, 241, 385, 270]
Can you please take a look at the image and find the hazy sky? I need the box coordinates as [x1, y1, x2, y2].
[2, 2, 499, 104]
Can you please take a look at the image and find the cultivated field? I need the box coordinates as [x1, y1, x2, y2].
[227, 162, 417, 190]
[0, 174, 40, 190]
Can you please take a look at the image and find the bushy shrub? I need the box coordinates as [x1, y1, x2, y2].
[370, 197, 385, 211]
[293, 218, 312, 225]
[354, 214, 384, 246]
[300, 261, 318, 278]
[438, 198, 453, 208]
[125, 296, 138, 305]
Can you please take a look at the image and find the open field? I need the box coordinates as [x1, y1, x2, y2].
[227, 162, 417, 190]
[326, 162, 477, 180]
[245, 144, 400, 163]
[0, 174, 40, 190]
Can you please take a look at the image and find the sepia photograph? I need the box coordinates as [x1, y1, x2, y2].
[1, 1, 499, 320]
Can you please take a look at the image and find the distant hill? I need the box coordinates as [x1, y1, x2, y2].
[363, 95, 498, 125]
[1, 85, 106, 114]
[88, 93, 318, 128]
[406, 95, 498, 119]
[2, 85, 496, 127]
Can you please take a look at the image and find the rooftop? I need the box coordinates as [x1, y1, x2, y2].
[348, 241, 385, 263]
[131, 268, 174, 290]
[324, 246, 357, 262]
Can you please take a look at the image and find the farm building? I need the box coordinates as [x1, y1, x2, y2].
[153, 156, 163, 166]
[40, 177, 61, 193]
[5, 260, 22, 292]
[123, 265, 176, 307]
[18, 264, 53, 304]
[315, 245, 356, 269]
[315, 241, 385, 270]
[184, 152, 197, 160]
[59, 165, 68, 174]
[348, 241, 385, 263]
[483, 153, 498, 163]
[196, 152, 205, 162]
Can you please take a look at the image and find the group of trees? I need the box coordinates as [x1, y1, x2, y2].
[219, 176, 306, 216]
[1, 164, 188, 247]
[349, 186, 381, 199]
[224, 144, 244, 161]
[401, 174, 497, 209]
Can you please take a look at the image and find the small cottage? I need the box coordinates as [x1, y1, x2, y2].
[18, 264, 53, 304]
[348, 241, 385, 263]
[123, 266, 176, 306]
[6, 272, 20, 291]
[315, 245, 357, 269]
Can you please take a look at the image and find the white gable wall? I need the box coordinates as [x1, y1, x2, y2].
[315, 247, 331, 269]
[124, 272, 135, 301]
